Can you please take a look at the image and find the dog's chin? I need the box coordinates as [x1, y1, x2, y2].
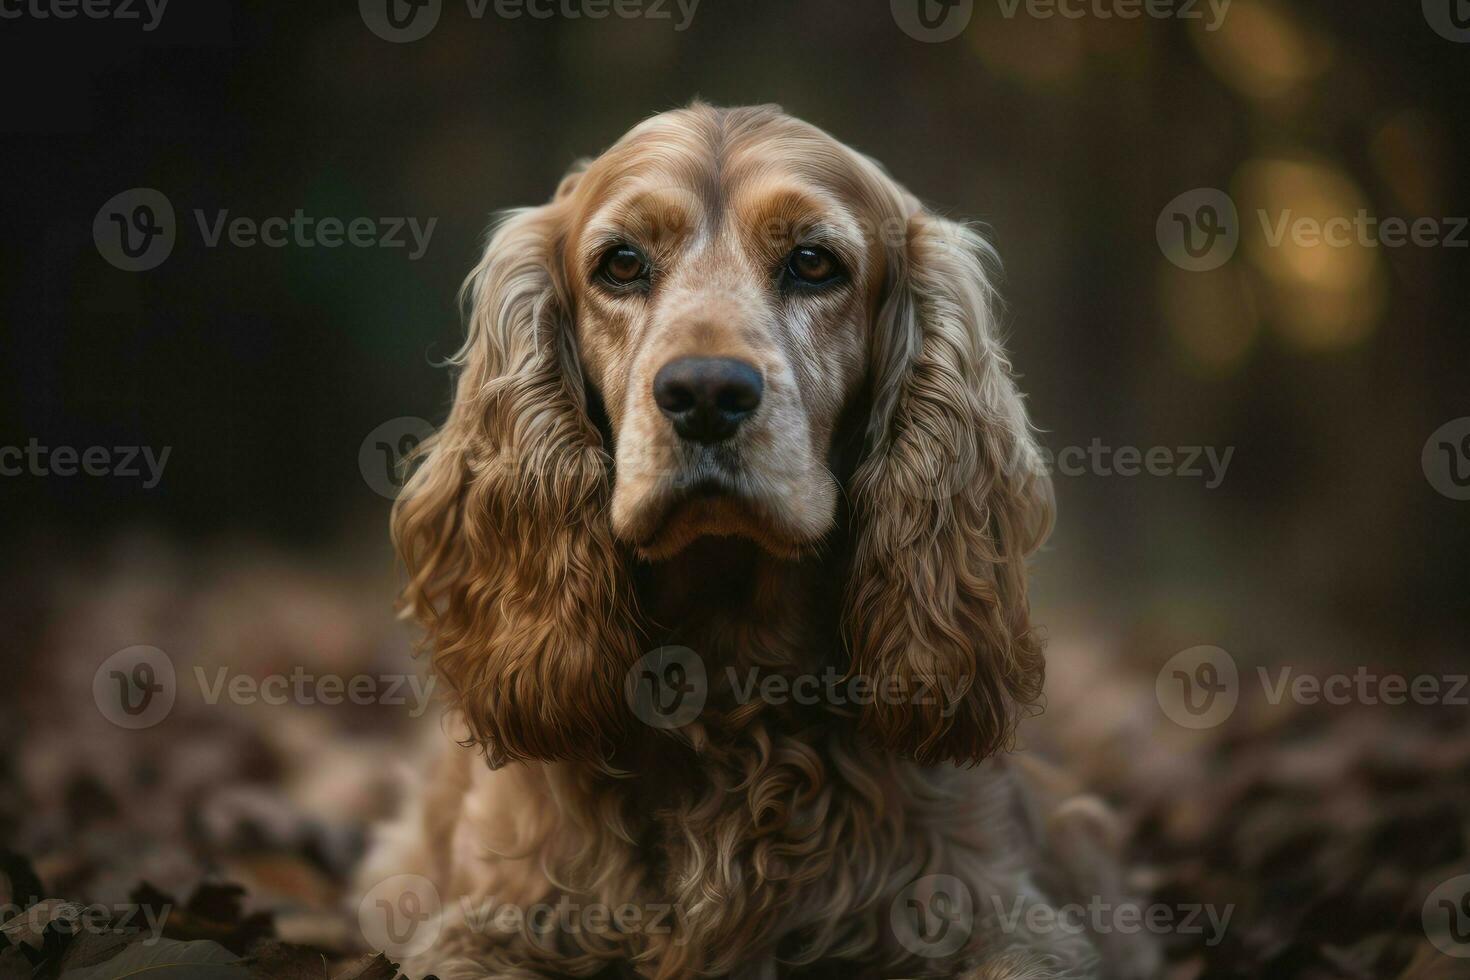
[616, 477, 830, 562]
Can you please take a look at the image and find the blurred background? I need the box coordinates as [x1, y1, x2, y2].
[1, 1, 1467, 976]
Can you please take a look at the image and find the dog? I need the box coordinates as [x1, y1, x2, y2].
[359, 103, 1157, 979]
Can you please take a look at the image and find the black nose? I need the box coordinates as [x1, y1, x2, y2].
[652, 356, 763, 444]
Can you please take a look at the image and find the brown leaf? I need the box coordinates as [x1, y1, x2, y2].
[331, 952, 402, 980]
[241, 939, 329, 979]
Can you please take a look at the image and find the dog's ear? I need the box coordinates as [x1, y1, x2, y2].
[845, 211, 1054, 766]
[392, 198, 640, 767]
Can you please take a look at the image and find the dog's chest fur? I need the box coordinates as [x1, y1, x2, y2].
[540, 545, 1015, 978]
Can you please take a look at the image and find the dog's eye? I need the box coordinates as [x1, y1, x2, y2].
[598, 245, 648, 287]
[786, 246, 843, 287]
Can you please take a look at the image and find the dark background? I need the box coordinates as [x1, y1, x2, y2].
[2, 2, 1470, 974]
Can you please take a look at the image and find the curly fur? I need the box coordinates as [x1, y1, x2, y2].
[362, 104, 1154, 980]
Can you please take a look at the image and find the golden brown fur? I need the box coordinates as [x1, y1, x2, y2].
[363, 104, 1156, 979]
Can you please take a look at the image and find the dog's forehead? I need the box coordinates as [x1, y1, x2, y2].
[578, 108, 861, 220]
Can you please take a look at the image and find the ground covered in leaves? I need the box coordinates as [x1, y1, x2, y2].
[1, 536, 1467, 978]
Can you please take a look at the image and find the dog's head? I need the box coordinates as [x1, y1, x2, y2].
[395, 104, 1052, 767]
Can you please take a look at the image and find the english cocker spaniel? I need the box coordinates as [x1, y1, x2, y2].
[360, 103, 1155, 980]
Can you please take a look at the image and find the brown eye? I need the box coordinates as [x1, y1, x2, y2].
[599, 245, 648, 286]
[786, 246, 842, 286]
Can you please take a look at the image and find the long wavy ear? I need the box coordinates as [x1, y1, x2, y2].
[392, 192, 639, 767]
[845, 211, 1054, 767]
